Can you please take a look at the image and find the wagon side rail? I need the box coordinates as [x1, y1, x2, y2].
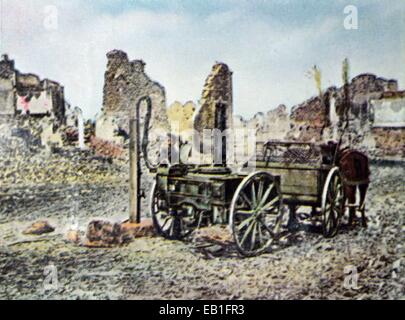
[260, 140, 323, 166]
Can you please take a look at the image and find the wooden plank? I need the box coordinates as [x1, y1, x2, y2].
[254, 161, 330, 171]
[283, 194, 320, 206]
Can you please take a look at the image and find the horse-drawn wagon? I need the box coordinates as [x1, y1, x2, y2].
[149, 140, 365, 257]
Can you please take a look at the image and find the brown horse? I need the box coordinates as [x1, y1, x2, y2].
[337, 149, 370, 227]
[321, 142, 370, 227]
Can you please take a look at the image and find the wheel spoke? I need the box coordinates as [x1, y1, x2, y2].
[237, 215, 254, 231]
[235, 210, 254, 215]
[169, 219, 175, 237]
[333, 207, 341, 218]
[240, 219, 256, 246]
[251, 183, 257, 207]
[260, 196, 280, 211]
[240, 191, 253, 209]
[257, 181, 264, 203]
[160, 216, 172, 230]
[250, 222, 257, 251]
[257, 184, 274, 209]
[326, 211, 336, 228]
[257, 217, 275, 238]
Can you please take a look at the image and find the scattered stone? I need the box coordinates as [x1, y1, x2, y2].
[121, 219, 155, 239]
[84, 219, 155, 248]
[66, 230, 81, 244]
[85, 220, 129, 247]
[23, 221, 55, 235]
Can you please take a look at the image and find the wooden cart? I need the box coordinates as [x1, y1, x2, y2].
[150, 141, 345, 257]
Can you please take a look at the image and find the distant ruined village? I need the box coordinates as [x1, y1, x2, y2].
[0, 50, 404, 166]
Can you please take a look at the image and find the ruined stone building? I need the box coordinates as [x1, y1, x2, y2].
[96, 50, 169, 145]
[0, 55, 66, 124]
[194, 63, 233, 134]
[190, 63, 234, 165]
[283, 74, 403, 157]
[370, 91, 405, 157]
[231, 73, 403, 160]
[95, 50, 403, 161]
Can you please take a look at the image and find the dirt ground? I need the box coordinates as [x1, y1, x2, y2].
[0, 164, 403, 300]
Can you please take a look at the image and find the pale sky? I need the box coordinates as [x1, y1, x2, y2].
[1, 0, 404, 119]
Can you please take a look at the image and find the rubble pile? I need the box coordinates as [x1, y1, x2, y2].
[89, 136, 125, 159]
[85, 219, 155, 247]
[0, 116, 47, 156]
[0, 148, 124, 187]
[0, 166, 402, 300]
[85, 220, 131, 247]
[371, 128, 405, 158]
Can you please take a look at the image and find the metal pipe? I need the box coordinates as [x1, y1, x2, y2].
[129, 96, 154, 224]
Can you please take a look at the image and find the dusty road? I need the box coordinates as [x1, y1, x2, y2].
[0, 164, 403, 300]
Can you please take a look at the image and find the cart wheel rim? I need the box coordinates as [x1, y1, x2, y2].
[230, 171, 284, 257]
[150, 182, 199, 240]
[150, 181, 178, 240]
[321, 167, 344, 238]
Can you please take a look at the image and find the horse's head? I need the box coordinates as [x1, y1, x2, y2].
[320, 141, 339, 164]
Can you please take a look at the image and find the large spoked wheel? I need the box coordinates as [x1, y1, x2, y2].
[230, 172, 284, 257]
[321, 167, 344, 238]
[150, 182, 199, 240]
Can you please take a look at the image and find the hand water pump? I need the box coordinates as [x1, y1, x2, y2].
[129, 96, 158, 223]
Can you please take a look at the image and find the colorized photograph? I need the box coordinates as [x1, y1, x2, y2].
[0, 0, 403, 301]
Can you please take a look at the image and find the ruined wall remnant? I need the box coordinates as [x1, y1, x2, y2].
[371, 127, 405, 158]
[0, 55, 17, 115]
[167, 101, 196, 141]
[234, 105, 290, 149]
[288, 95, 328, 142]
[287, 74, 399, 144]
[101, 50, 169, 135]
[231, 72, 403, 160]
[371, 91, 405, 128]
[258, 105, 291, 142]
[0, 54, 66, 124]
[194, 63, 233, 133]
[95, 113, 125, 145]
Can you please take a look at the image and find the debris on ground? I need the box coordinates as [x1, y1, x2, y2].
[22, 221, 55, 235]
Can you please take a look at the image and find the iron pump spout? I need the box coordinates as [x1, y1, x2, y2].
[129, 96, 157, 224]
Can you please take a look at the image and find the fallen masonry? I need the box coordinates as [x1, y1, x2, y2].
[84, 219, 155, 248]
